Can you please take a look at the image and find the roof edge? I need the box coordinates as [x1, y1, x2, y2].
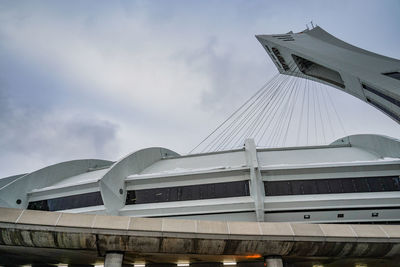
[331, 134, 400, 159]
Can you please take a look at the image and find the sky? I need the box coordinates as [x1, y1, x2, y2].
[0, 0, 400, 177]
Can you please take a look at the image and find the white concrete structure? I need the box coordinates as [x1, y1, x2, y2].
[1, 27, 400, 225]
[1, 134, 399, 224]
[256, 26, 400, 123]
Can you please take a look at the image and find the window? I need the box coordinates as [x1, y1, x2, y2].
[353, 178, 370, 192]
[292, 54, 345, 88]
[362, 83, 400, 109]
[264, 180, 291, 196]
[315, 179, 330, 194]
[327, 179, 343, 194]
[125, 181, 250, 205]
[302, 179, 318, 194]
[272, 35, 295, 42]
[383, 72, 400, 81]
[366, 177, 385, 192]
[342, 179, 355, 193]
[28, 191, 104, 211]
[271, 47, 290, 71]
[264, 176, 400, 196]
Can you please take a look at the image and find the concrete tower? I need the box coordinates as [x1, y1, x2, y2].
[256, 26, 400, 123]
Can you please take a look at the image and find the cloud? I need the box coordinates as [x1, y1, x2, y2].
[0, 1, 275, 116]
[0, 91, 119, 177]
[0, 0, 400, 177]
[0, 2, 274, 159]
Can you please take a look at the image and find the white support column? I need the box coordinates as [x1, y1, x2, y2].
[244, 138, 265, 222]
[264, 256, 283, 267]
[105, 252, 124, 267]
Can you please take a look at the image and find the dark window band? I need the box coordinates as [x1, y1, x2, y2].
[271, 47, 290, 71]
[362, 83, 400, 109]
[28, 191, 104, 211]
[264, 176, 400, 196]
[126, 180, 250, 205]
[292, 54, 345, 88]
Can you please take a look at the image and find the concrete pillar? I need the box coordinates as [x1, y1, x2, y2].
[264, 256, 283, 267]
[105, 252, 124, 267]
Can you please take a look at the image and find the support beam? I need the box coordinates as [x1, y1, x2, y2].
[264, 256, 283, 267]
[105, 252, 124, 267]
[245, 138, 265, 222]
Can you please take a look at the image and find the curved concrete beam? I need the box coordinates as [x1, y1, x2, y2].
[99, 147, 179, 215]
[0, 173, 26, 188]
[1, 207, 400, 265]
[0, 159, 113, 209]
[331, 134, 400, 158]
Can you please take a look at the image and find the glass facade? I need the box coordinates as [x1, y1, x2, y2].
[27, 191, 104, 211]
[264, 176, 400, 196]
[125, 180, 250, 205]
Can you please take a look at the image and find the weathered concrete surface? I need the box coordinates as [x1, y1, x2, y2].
[0, 208, 400, 266]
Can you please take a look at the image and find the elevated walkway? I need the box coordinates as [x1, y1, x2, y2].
[0, 208, 399, 266]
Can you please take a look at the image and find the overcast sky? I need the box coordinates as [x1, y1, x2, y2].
[1, 0, 400, 177]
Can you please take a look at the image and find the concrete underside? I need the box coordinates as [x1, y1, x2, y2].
[1, 243, 399, 267]
[0, 246, 399, 267]
[1, 208, 400, 266]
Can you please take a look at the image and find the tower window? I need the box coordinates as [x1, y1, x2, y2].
[383, 72, 400, 81]
[362, 83, 400, 108]
[271, 47, 290, 71]
[292, 54, 345, 88]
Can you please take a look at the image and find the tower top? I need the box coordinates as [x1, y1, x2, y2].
[256, 26, 400, 123]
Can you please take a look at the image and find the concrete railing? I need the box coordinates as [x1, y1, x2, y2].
[1, 207, 400, 266]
